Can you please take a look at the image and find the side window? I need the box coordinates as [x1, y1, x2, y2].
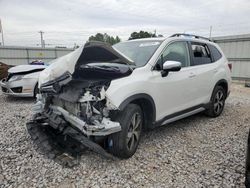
[157, 41, 190, 68]
[208, 44, 222, 62]
[191, 43, 212, 66]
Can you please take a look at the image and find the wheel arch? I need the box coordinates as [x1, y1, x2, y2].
[118, 94, 156, 129]
[214, 79, 228, 97]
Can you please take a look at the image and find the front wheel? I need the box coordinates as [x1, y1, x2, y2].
[205, 85, 226, 117]
[108, 104, 143, 159]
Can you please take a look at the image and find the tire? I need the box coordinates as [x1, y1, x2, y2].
[108, 104, 143, 159]
[205, 85, 226, 117]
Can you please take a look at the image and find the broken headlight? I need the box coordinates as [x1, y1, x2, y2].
[8, 75, 24, 82]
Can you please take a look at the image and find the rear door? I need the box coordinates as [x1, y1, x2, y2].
[188, 42, 218, 104]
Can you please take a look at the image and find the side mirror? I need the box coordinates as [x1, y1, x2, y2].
[161, 61, 182, 77]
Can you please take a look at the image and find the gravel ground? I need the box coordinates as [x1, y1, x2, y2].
[0, 83, 250, 188]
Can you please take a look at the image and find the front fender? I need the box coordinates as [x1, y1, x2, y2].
[105, 65, 153, 109]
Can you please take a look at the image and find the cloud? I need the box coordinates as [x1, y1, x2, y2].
[0, 0, 250, 47]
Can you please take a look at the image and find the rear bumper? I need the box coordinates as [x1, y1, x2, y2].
[0, 78, 35, 97]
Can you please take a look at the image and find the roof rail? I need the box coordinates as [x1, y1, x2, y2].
[170, 33, 211, 41]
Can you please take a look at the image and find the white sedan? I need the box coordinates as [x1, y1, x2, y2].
[0, 65, 47, 97]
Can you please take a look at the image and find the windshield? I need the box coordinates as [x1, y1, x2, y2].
[113, 40, 162, 67]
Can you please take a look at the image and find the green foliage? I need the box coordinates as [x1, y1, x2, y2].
[88, 33, 121, 45]
[128, 31, 157, 40]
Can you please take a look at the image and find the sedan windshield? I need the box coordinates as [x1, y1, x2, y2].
[113, 40, 162, 67]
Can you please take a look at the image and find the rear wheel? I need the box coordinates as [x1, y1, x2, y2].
[108, 104, 143, 159]
[205, 86, 226, 117]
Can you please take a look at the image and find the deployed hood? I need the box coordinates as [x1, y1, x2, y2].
[8, 65, 47, 74]
[39, 42, 134, 87]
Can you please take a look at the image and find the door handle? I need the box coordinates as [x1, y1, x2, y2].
[189, 73, 196, 78]
[213, 69, 218, 73]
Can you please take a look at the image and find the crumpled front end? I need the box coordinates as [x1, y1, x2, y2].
[33, 77, 121, 136]
[27, 42, 134, 159]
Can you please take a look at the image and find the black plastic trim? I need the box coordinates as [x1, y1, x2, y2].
[153, 104, 208, 127]
[213, 79, 229, 98]
[118, 93, 156, 123]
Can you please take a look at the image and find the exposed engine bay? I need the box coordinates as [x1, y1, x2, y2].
[27, 41, 135, 161]
[35, 75, 122, 136]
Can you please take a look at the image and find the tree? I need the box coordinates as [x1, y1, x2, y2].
[128, 31, 157, 40]
[88, 33, 121, 45]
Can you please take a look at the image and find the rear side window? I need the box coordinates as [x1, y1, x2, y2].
[208, 44, 222, 62]
[190, 43, 212, 66]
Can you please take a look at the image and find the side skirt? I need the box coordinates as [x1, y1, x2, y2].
[153, 104, 208, 128]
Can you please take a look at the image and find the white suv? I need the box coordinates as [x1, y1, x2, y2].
[27, 34, 231, 159]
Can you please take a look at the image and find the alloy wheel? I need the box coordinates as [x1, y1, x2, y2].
[214, 90, 224, 115]
[126, 112, 142, 151]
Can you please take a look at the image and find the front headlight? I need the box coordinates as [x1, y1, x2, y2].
[8, 75, 24, 82]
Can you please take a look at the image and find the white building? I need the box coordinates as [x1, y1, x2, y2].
[0, 46, 73, 65]
[213, 34, 250, 80]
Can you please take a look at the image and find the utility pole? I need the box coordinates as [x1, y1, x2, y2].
[0, 19, 5, 46]
[209, 26, 212, 39]
[38, 31, 44, 48]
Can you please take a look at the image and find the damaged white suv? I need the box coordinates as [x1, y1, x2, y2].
[27, 34, 231, 159]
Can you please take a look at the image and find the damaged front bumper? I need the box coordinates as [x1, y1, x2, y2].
[27, 114, 116, 160]
[32, 99, 121, 137]
[50, 105, 121, 136]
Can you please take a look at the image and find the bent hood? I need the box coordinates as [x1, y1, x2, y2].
[8, 65, 47, 74]
[39, 42, 134, 87]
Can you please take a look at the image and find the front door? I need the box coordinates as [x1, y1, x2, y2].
[149, 41, 200, 121]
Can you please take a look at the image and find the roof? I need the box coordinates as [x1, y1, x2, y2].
[121, 37, 165, 43]
[123, 34, 213, 44]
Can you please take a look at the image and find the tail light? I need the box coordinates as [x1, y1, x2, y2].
[228, 63, 232, 71]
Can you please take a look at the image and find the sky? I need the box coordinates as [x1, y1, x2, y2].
[0, 0, 250, 47]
